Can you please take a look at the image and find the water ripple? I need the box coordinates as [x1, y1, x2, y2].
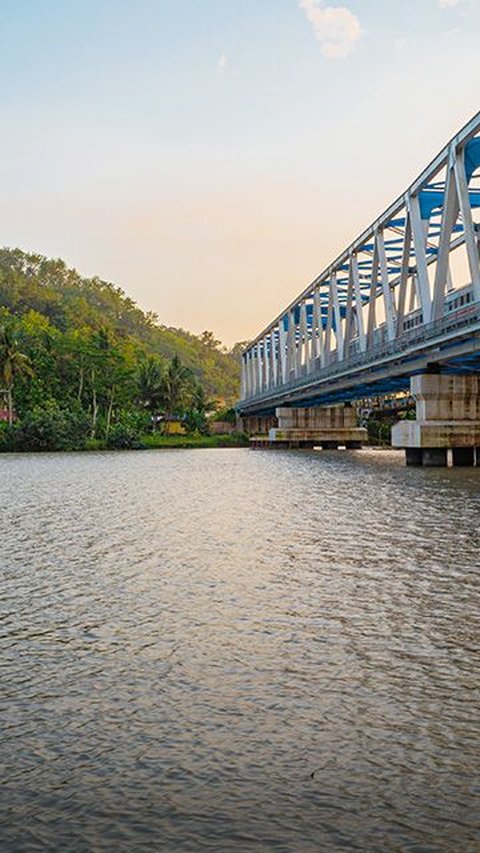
[0, 448, 479, 851]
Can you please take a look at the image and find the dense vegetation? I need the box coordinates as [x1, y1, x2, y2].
[0, 248, 244, 451]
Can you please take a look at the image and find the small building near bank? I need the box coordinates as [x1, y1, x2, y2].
[152, 414, 186, 434]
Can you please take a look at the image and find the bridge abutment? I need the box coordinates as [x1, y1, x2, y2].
[392, 374, 480, 466]
[250, 405, 367, 449]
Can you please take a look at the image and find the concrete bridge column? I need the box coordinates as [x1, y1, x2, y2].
[392, 374, 480, 466]
[241, 414, 278, 436]
[250, 405, 367, 449]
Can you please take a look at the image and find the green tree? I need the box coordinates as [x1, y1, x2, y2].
[0, 324, 33, 425]
[0, 247, 242, 451]
[16, 400, 90, 451]
[84, 327, 131, 439]
[184, 384, 217, 434]
[15, 310, 61, 411]
[160, 354, 193, 433]
[137, 355, 165, 428]
[229, 341, 250, 364]
[200, 330, 223, 351]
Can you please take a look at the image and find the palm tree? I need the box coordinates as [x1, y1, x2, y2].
[184, 384, 217, 434]
[160, 354, 193, 433]
[137, 356, 164, 429]
[0, 325, 33, 425]
[191, 384, 217, 423]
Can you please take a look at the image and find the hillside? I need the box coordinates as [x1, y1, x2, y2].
[0, 248, 245, 451]
[0, 248, 241, 401]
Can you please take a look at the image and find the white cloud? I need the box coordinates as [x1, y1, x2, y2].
[439, 0, 460, 7]
[216, 53, 228, 74]
[394, 37, 408, 51]
[299, 0, 363, 60]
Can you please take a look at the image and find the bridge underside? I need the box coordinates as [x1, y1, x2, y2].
[239, 322, 480, 417]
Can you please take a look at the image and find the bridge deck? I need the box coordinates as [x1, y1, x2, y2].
[240, 304, 480, 414]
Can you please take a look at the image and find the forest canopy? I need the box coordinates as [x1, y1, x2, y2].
[0, 248, 243, 451]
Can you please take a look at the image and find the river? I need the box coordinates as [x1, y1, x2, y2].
[1, 448, 479, 851]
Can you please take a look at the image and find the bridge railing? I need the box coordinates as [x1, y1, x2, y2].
[241, 303, 480, 408]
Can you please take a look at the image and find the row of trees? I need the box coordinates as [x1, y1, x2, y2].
[0, 311, 231, 451]
[0, 247, 243, 451]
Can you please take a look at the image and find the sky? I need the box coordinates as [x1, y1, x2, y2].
[0, 0, 479, 346]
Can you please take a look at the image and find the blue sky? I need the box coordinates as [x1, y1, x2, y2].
[1, 0, 479, 343]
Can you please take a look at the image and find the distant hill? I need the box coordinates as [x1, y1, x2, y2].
[0, 247, 241, 402]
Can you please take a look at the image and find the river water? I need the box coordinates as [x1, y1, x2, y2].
[1, 448, 479, 852]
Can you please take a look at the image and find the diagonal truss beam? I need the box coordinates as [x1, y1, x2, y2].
[242, 111, 480, 401]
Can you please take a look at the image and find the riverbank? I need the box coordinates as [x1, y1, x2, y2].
[140, 432, 249, 450]
[0, 431, 250, 453]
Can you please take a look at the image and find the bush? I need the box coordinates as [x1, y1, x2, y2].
[211, 406, 237, 424]
[183, 409, 208, 435]
[84, 438, 106, 451]
[141, 431, 249, 448]
[215, 431, 249, 446]
[366, 415, 395, 446]
[105, 410, 145, 449]
[14, 400, 90, 451]
[0, 422, 18, 452]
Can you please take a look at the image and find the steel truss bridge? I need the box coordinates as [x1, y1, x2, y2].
[239, 112, 480, 416]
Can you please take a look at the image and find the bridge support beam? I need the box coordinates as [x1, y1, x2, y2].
[250, 405, 367, 449]
[392, 374, 480, 466]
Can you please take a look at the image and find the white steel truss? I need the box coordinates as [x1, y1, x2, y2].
[241, 112, 480, 402]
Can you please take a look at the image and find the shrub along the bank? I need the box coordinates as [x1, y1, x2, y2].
[4, 401, 90, 451]
[0, 418, 249, 452]
[141, 431, 249, 449]
[0, 423, 17, 452]
[105, 411, 148, 450]
[211, 406, 237, 424]
[17, 401, 90, 451]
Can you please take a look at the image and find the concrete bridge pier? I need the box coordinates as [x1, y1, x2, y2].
[250, 405, 367, 449]
[241, 414, 277, 435]
[392, 374, 480, 466]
